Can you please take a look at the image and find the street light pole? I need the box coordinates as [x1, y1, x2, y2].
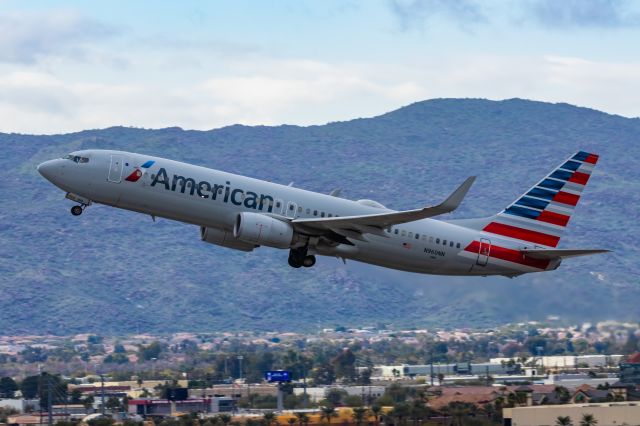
[237, 356, 244, 381]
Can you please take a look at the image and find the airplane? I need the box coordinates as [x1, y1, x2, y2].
[37, 149, 608, 277]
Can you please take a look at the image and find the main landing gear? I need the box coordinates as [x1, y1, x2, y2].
[288, 246, 316, 268]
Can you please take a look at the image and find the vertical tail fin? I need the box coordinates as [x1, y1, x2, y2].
[482, 151, 599, 248]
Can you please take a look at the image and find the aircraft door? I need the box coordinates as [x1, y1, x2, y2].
[107, 155, 124, 183]
[477, 238, 491, 266]
[286, 201, 298, 219]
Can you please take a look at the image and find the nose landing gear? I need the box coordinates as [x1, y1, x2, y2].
[70, 205, 84, 216]
[288, 246, 316, 268]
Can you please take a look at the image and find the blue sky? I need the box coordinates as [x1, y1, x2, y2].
[1, 0, 639, 133]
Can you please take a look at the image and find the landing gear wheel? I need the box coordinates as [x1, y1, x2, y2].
[288, 256, 302, 268]
[288, 246, 308, 268]
[302, 255, 316, 268]
[71, 205, 83, 216]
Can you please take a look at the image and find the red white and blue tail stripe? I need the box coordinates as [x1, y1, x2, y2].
[482, 151, 598, 248]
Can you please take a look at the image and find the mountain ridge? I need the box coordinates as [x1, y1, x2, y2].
[0, 98, 638, 335]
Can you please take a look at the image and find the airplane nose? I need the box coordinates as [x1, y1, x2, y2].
[37, 160, 59, 182]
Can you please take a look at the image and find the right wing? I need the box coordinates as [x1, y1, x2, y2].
[291, 177, 476, 241]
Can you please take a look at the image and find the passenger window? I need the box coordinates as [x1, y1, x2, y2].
[415, 234, 420, 240]
[321, 212, 325, 217]
[289, 204, 294, 211]
[422, 235, 426, 241]
[401, 230, 406, 237]
[306, 208, 310, 214]
[429, 237, 434, 243]
[436, 238, 440, 244]
[276, 202, 281, 208]
[456, 243, 461, 248]
[443, 240, 447, 245]
[328, 213, 332, 217]
[386, 227, 391, 233]
[298, 207, 302, 213]
[394, 229, 399, 235]
[408, 232, 413, 238]
[313, 210, 318, 216]
[450, 241, 454, 247]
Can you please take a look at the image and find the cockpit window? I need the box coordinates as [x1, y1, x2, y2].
[63, 154, 89, 163]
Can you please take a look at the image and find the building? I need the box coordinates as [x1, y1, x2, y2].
[6, 414, 70, 426]
[503, 402, 640, 426]
[189, 384, 278, 400]
[0, 399, 40, 413]
[491, 355, 623, 370]
[570, 385, 612, 404]
[619, 353, 640, 384]
[292, 386, 385, 403]
[128, 397, 235, 417]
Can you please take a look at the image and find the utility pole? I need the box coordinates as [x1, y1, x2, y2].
[430, 351, 434, 386]
[38, 365, 43, 426]
[237, 355, 244, 381]
[100, 374, 105, 416]
[47, 375, 52, 426]
[303, 365, 308, 409]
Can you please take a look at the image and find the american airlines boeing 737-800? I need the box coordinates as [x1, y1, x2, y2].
[37, 149, 608, 277]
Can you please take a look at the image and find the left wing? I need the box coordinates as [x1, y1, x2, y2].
[292, 177, 475, 240]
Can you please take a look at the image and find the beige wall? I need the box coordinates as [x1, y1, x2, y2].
[504, 403, 640, 426]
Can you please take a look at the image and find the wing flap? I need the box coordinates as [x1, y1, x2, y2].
[520, 249, 610, 260]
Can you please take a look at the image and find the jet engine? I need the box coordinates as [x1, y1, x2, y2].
[234, 212, 295, 249]
[200, 226, 257, 252]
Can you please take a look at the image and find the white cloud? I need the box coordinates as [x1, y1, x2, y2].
[0, 10, 119, 64]
[0, 55, 639, 134]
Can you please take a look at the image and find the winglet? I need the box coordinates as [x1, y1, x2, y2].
[436, 176, 476, 214]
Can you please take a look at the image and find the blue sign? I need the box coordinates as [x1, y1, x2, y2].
[265, 370, 291, 382]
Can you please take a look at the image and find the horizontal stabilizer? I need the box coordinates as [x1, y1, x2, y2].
[520, 248, 610, 260]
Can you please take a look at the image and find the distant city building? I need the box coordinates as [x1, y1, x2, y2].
[0, 399, 40, 413]
[619, 353, 640, 384]
[188, 384, 278, 399]
[292, 386, 385, 403]
[491, 355, 623, 369]
[128, 397, 235, 417]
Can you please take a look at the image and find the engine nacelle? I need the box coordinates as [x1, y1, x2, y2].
[234, 212, 294, 249]
[200, 226, 256, 252]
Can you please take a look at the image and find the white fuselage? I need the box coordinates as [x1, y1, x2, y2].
[37, 149, 560, 276]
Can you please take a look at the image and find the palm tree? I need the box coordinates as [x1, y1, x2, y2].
[409, 399, 431, 425]
[390, 402, 410, 426]
[294, 412, 309, 426]
[556, 416, 573, 426]
[217, 414, 232, 426]
[579, 413, 598, 426]
[447, 402, 474, 426]
[263, 412, 277, 426]
[352, 407, 367, 426]
[320, 406, 338, 424]
[369, 405, 382, 426]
